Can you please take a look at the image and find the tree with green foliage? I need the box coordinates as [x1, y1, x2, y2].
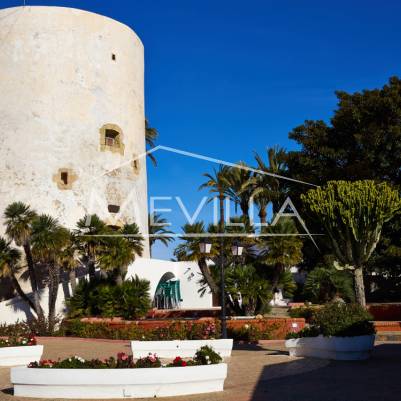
[225, 264, 271, 316]
[225, 162, 253, 218]
[303, 265, 354, 304]
[4, 202, 45, 321]
[148, 213, 174, 257]
[75, 214, 107, 282]
[98, 223, 144, 285]
[0, 238, 36, 311]
[261, 217, 303, 291]
[302, 180, 401, 306]
[145, 119, 159, 167]
[31, 215, 70, 333]
[288, 77, 401, 186]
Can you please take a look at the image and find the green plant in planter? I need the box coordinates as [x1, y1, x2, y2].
[286, 302, 375, 339]
[312, 302, 375, 337]
[194, 346, 222, 365]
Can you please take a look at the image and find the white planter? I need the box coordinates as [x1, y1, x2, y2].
[131, 339, 233, 358]
[285, 334, 375, 360]
[11, 363, 228, 399]
[0, 345, 43, 366]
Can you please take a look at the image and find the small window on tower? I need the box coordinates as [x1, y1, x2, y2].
[112, 53, 116, 61]
[100, 124, 124, 155]
[108, 204, 120, 214]
[105, 129, 119, 147]
[60, 171, 68, 185]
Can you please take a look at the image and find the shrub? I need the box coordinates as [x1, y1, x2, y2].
[303, 266, 355, 303]
[285, 326, 320, 339]
[66, 276, 151, 320]
[288, 306, 316, 322]
[312, 302, 375, 337]
[286, 302, 375, 339]
[193, 345, 222, 365]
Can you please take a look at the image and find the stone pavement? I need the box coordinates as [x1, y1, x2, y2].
[0, 338, 400, 401]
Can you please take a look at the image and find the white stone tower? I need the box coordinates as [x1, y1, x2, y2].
[0, 6, 149, 256]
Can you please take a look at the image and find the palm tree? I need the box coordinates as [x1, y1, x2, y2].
[261, 217, 303, 290]
[31, 215, 69, 333]
[75, 214, 107, 282]
[253, 146, 288, 213]
[0, 237, 36, 312]
[98, 223, 144, 285]
[148, 213, 174, 257]
[225, 162, 253, 219]
[225, 264, 271, 316]
[174, 222, 220, 295]
[59, 232, 79, 294]
[121, 223, 145, 257]
[4, 202, 44, 321]
[199, 165, 232, 230]
[145, 119, 158, 166]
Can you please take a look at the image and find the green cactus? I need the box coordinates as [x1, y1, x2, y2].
[301, 180, 401, 306]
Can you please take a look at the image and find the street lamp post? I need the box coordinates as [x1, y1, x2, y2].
[199, 239, 243, 339]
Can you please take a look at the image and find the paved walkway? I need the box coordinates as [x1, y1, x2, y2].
[0, 338, 400, 401]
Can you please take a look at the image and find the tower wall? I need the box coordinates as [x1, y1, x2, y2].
[0, 6, 149, 255]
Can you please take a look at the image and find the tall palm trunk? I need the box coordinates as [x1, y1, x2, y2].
[354, 267, 366, 307]
[48, 263, 60, 333]
[272, 262, 284, 291]
[88, 245, 96, 282]
[240, 201, 249, 220]
[219, 194, 225, 229]
[23, 241, 45, 321]
[10, 271, 36, 312]
[198, 258, 219, 295]
[259, 207, 267, 225]
[68, 269, 77, 294]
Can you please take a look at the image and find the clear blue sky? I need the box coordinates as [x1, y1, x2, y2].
[3, 0, 401, 259]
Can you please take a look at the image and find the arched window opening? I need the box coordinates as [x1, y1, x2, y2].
[153, 273, 182, 310]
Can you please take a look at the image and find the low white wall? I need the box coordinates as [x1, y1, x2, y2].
[131, 339, 233, 358]
[0, 345, 43, 366]
[11, 364, 228, 399]
[285, 334, 375, 360]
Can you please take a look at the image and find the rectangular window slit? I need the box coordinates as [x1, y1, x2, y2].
[61, 172, 68, 185]
[108, 204, 120, 213]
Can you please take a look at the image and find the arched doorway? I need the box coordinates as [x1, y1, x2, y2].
[153, 272, 182, 309]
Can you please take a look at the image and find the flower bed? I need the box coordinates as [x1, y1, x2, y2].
[55, 317, 304, 341]
[11, 347, 227, 399]
[285, 303, 376, 360]
[0, 335, 42, 366]
[131, 339, 233, 358]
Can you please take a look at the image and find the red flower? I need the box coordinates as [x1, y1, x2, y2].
[181, 360, 187, 367]
[117, 352, 129, 361]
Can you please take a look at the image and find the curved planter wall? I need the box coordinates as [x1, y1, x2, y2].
[0, 345, 43, 366]
[11, 364, 228, 399]
[285, 334, 375, 360]
[131, 339, 233, 358]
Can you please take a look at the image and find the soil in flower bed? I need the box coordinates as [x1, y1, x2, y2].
[27, 346, 222, 369]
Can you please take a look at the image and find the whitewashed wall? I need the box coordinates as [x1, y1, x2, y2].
[0, 258, 213, 324]
[126, 258, 213, 310]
